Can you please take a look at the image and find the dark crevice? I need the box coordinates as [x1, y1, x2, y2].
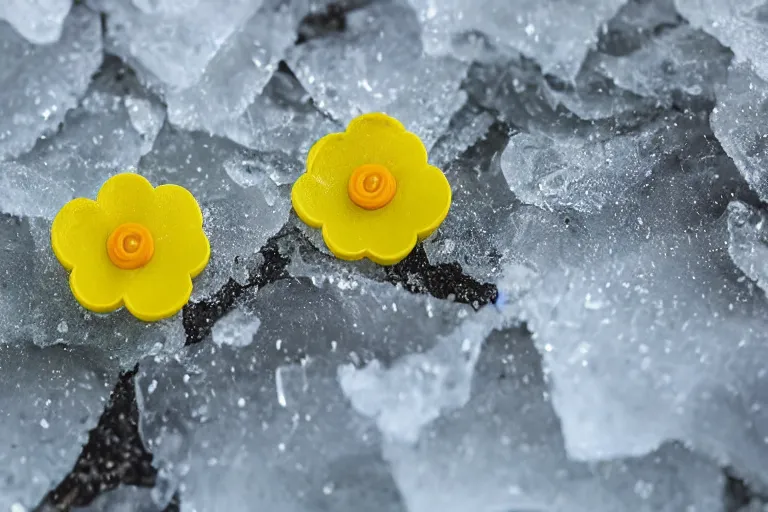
[183, 232, 292, 345]
[724, 468, 768, 512]
[295, 0, 375, 44]
[36, 368, 156, 511]
[385, 245, 498, 309]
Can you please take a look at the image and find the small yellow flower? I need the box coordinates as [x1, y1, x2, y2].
[291, 113, 452, 265]
[51, 173, 210, 322]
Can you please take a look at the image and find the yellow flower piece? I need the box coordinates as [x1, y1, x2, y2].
[51, 173, 211, 322]
[291, 112, 452, 265]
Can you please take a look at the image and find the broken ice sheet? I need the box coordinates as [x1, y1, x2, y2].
[675, 0, 768, 83]
[165, 0, 301, 135]
[137, 277, 471, 510]
[0, 58, 164, 220]
[501, 111, 704, 213]
[499, 115, 768, 488]
[0, 5, 102, 161]
[285, 0, 469, 150]
[408, 0, 627, 82]
[137, 123, 292, 299]
[0, 342, 116, 511]
[594, 24, 731, 107]
[89, 0, 264, 90]
[205, 69, 339, 159]
[422, 122, 518, 282]
[727, 201, 768, 294]
[0, 0, 71, 44]
[350, 325, 725, 512]
[711, 61, 768, 203]
[0, 215, 186, 368]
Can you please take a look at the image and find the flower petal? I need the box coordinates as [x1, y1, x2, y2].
[390, 163, 452, 239]
[51, 198, 112, 271]
[124, 267, 193, 322]
[97, 173, 159, 225]
[69, 261, 127, 314]
[147, 184, 210, 277]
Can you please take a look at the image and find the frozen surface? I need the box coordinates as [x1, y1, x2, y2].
[675, 0, 768, 82]
[164, 0, 300, 135]
[0, 59, 163, 220]
[0, 6, 102, 160]
[137, 276, 471, 510]
[499, 114, 768, 487]
[501, 112, 701, 213]
[286, 1, 469, 149]
[727, 201, 768, 294]
[407, 0, 627, 81]
[712, 61, 768, 203]
[365, 327, 726, 512]
[0, 0, 71, 44]
[0, 342, 115, 511]
[89, 0, 264, 89]
[2, 0, 768, 508]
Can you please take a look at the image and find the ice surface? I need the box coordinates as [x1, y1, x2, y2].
[0, 342, 115, 511]
[137, 123, 292, 299]
[675, 0, 768, 82]
[164, 0, 300, 135]
[0, 0, 72, 44]
[0, 6, 102, 160]
[201, 69, 339, 158]
[501, 112, 701, 213]
[498, 115, 768, 487]
[0, 59, 164, 220]
[711, 61, 768, 203]
[408, 0, 627, 81]
[137, 276, 471, 510]
[90, 0, 264, 89]
[286, 1, 469, 150]
[595, 25, 731, 106]
[727, 201, 768, 294]
[346, 324, 726, 512]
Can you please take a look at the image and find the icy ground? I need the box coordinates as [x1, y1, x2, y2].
[2, 0, 768, 511]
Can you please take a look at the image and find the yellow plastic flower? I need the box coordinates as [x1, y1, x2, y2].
[291, 113, 452, 265]
[51, 173, 210, 322]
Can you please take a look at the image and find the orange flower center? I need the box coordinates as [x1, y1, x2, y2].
[107, 223, 154, 270]
[348, 164, 397, 210]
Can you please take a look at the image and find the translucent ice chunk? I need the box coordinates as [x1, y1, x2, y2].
[165, 0, 299, 135]
[727, 201, 768, 294]
[73, 485, 161, 512]
[596, 25, 731, 104]
[339, 305, 507, 443]
[675, 0, 768, 82]
[137, 123, 292, 299]
[137, 277, 470, 510]
[500, 116, 768, 487]
[711, 61, 768, 203]
[0, 59, 163, 220]
[0, 6, 102, 160]
[203, 69, 339, 158]
[286, 1, 469, 149]
[0, 343, 116, 511]
[91, 0, 264, 89]
[501, 112, 700, 213]
[408, 0, 628, 81]
[352, 325, 726, 512]
[0, 0, 71, 44]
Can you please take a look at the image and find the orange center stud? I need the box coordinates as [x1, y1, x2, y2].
[107, 223, 154, 270]
[348, 164, 397, 210]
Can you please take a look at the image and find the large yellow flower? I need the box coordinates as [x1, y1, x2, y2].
[291, 113, 452, 265]
[51, 173, 210, 322]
